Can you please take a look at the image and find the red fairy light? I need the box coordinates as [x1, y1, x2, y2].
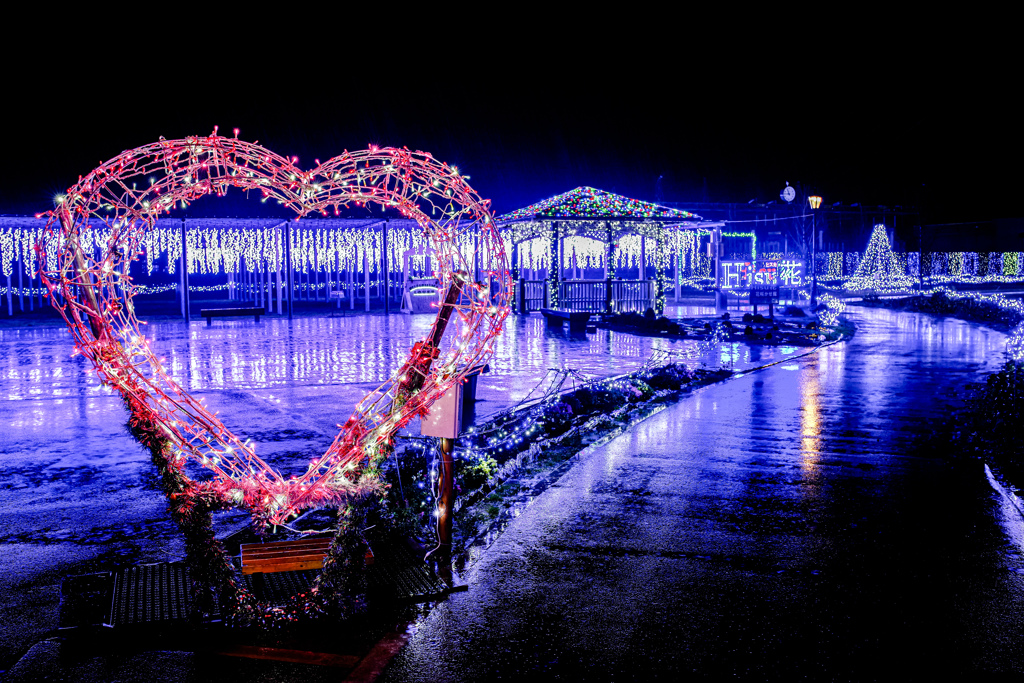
[39, 132, 512, 527]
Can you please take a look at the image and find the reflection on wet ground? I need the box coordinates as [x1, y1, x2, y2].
[0, 306, 797, 482]
[7, 305, 1023, 677]
[380, 307, 1024, 680]
[0, 305, 798, 668]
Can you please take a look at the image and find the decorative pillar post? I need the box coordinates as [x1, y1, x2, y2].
[512, 239, 526, 314]
[257, 240, 265, 310]
[18, 253, 24, 312]
[383, 219, 390, 314]
[713, 227, 724, 314]
[364, 247, 370, 312]
[547, 221, 559, 308]
[605, 221, 615, 315]
[276, 225, 283, 315]
[349, 247, 355, 310]
[511, 239, 519, 281]
[655, 224, 666, 316]
[313, 227, 320, 303]
[180, 218, 190, 322]
[285, 220, 294, 320]
[640, 233, 647, 282]
[674, 228, 682, 303]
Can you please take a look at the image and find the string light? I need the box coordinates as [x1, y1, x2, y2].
[39, 132, 512, 528]
[722, 231, 757, 260]
[495, 188, 702, 314]
[844, 224, 915, 292]
[497, 186, 695, 222]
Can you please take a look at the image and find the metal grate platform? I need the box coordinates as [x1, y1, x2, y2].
[110, 562, 194, 626]
[60, 541, 454, 632]
[369, 539, 452, 602]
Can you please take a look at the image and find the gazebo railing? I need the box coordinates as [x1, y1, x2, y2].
[558, 280, 607, 312]
[516, 278, 655, 314]
[607, 280, 654, 314]
[516, 279, 547, 313]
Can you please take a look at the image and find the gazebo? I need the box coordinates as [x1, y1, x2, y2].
[495, 186, 720, 315]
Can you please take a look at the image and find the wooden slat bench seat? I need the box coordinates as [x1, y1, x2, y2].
[540, 308, 593, 333]
[201, 307, 265, 326]
[240, 537, 332, 575]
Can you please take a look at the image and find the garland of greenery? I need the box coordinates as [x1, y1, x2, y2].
[123, 381, 390, 627]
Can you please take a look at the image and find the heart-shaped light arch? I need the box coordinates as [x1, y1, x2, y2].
[40, 131, 511, 527]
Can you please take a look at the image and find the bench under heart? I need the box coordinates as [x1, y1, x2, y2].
[40, 131, 511, 530]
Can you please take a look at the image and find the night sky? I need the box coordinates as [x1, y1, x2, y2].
[2, 31, 1016, 224]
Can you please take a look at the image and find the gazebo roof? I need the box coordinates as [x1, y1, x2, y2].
[495, 186, 698, 223]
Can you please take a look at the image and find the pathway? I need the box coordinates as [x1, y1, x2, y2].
[380, 306, 1024, 680]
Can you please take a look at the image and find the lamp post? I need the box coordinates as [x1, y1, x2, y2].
[808, 195, 822, 308]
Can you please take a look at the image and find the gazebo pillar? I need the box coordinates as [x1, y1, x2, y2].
[383, 219, 390, 314]
[180, 218, 191, 322]
[674, 228, 682, 303]
[285, 220, 295, 319]
[605, 222, 616, 315]
[640, 234, 647, 281]
[655, 224, 666, 316]
[547, 221, 559, 308]
[512, 240, 526, 315]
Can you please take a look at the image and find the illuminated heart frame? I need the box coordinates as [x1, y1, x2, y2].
[41, 131, 511, 528]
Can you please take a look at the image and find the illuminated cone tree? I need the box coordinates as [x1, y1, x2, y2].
[845, 224, 913, 293]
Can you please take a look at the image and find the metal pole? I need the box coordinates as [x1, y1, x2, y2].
[810, 213, 818, 308]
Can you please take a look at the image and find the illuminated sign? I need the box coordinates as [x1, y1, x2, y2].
[750, 260, 779, 303]
[721, 260, 752, 289]
[722, 259, 804, 290]
[778, 259, 804, 287]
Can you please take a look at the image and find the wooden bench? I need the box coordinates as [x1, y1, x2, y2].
[540, 308, 593, 333]
[240, 537, 332, 575]
[201, 307, 265, 326]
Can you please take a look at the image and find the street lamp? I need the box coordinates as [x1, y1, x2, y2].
[808, 195, 822, 308]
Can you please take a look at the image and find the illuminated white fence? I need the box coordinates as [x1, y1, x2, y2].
[4, 211, 1024, 318]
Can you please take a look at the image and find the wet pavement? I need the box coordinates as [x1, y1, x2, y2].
[3, 305, 1024, 679]
[379, 306, 1024, 680]
[0, 305, 789, 675]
